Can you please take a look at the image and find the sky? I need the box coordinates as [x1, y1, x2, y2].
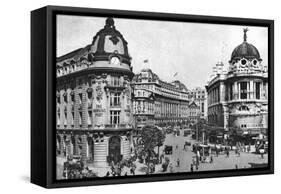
[57, 15, 268, 89]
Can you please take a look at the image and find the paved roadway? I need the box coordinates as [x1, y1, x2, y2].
[155, 130, 268, 173]
[56, 129, 268, 178]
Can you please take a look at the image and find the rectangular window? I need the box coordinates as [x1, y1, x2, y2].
[201, 102, 204, 113]
[111, 76, 120, 86]
[110, 111, 120, 125]
[110, 93, 121, 107]
[240, 82, 247, 99]
[255, 82, 260, 99]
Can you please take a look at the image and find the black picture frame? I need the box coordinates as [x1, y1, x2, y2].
[31, 5, 274, 188]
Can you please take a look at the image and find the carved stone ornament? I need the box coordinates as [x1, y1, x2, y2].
[124, 87, 131, 98]
[96, 85, 103, 101]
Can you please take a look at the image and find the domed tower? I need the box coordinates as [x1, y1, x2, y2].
[226, 28, 268, 137]
[56, 18, 134, 171]
[206, 28, 268, 146]
[89, 17, 133, 73]
[229, 28, 265, 74]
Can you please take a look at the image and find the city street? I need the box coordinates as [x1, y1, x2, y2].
[57, 128, 268, 179]
[156, 130, 268, 173]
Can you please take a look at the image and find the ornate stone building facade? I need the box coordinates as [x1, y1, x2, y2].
[132, 68, 190, 128]
[188, 101, 201, 123]
[186, 87, 207, 119]
[56, 18, 134, 167]
[206, 29, 268, 140]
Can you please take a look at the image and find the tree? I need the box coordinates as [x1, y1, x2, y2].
[140, 125, 165, 174]
[192, 118, 207, 141]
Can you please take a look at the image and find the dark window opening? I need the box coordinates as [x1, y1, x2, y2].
[240, 82, 247, 99]
[256, 82, 260, 99]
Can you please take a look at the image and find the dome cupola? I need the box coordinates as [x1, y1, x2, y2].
[228, 28, 264, 74]
[90, 17, 131, 65]
[230, 28, 261, 63]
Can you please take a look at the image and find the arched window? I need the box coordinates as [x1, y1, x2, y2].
[239, 105, 249, 111]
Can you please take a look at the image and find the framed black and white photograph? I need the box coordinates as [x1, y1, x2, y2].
[31, 5, 274, 188]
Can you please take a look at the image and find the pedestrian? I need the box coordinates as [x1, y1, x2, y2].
[190, 164, 194, 172]
[111, 164, 114, 173]
[210, 155, 213, 163]
[130, 167, 135, 175]
[169, 163, 174, 173]
[235, 164, 238, 169]
[216, 148, 219, 157]
[226, 149, 229, 158]
[260, 149, 264, 159]
[177, 158, 180, 167]
[237, 150, 240, 157]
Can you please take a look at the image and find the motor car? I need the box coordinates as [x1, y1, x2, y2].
[164, 145, 173, 155]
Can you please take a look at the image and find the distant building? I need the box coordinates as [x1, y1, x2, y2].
[56, 18, 134, 168]
[132, 68, 190, 128]
[206, 29, 268, 142]
[188, 101, 201, 123]
[187, 87, 207, 119]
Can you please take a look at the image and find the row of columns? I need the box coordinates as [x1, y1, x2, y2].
[208, 86, 220, 105]
[57, 84, 90, 129]
[228, 81, 265, 101]
[57, 133, 131, 167]
[208, 80, 267, 106]
[159, 101, 187, 117]
[57, 133, 95, 163]
[57, 83, 133, 129]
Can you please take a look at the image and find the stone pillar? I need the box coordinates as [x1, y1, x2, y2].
[169, 103, 171, 117]
[223, 105, 229, 132]
[66, 89, 71, 128]
[238, 82, 241, 99]
[59, 134, 65, 157]
[122, 135, 131, 160]
[249, 81, 254, 99]
[106, 87, 110, 124]
[74, 135, 79, 156]
[59, 90, 64, 129]
[74, 86, 80, 129]
[163, 102, 167, 117]
[93, 137, 108, 167]
[81, 134, 88, 164]
[212, 90, 214, 104]
[82, 86, 87, 129]
[65, 134, 71, 158]
[220, 82, 225, 102]
[234, 82, 238, 100]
